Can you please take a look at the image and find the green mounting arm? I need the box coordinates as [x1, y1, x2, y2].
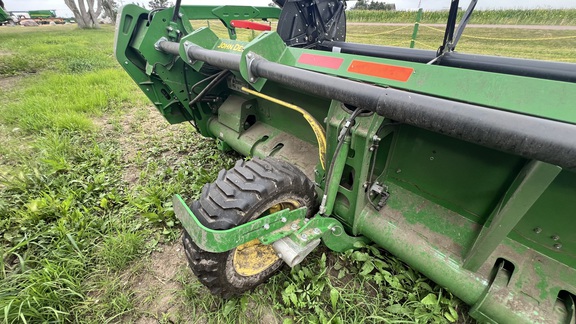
[180, 6, 280, 40]
[173, 195, 367, 253]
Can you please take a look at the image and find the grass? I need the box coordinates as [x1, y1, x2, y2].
[347, 9, 576, 25]
[0, 21, 574, 323]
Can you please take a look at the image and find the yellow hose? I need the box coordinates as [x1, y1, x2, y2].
[240, 86, 327, 170]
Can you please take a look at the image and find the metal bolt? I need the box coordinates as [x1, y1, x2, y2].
[263, 224, 270, 230]
[167, 26, 173, 31]
[249, 77, 255, 82]
[323, 117, 328, 123]
[396, 169, 402, 174]
[363, 183, 368, 188]
[178, 12, 183, 17]
[313, 228, 321, 235]
[176, 30, 181, 34]
[554, 244, 562, 250]
[552, 235, 560, 241]
[533, 227, 542, 234]
[304, 218, 309, 223]
[247, 52, 253, 59]
[277, 253, 283, 258]
[281, 217, 287, 223]
[301, 234, 308, 241]
[430, 157, 434, 161]
[369, 147, 374, 151]
[291, 223, 298, 230]
[124, 61, 129, 65]
[184, 41, 190, 46]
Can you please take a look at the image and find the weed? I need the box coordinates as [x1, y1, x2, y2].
[97, 231, 146, 270]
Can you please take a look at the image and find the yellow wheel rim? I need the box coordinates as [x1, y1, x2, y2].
[233, 201, 298, 277]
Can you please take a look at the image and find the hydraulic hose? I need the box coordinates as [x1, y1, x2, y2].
[240, 86, 327, 170]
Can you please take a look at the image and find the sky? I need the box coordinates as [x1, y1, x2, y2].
[4, 0, 576, 18]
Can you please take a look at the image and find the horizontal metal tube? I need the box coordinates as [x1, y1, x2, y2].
[322, 41, 576, 83]
[252, 58, 576, 171]
[159, 40, 576, 171]
[158, 41, 241, 71]
[157, 40, 179, 54]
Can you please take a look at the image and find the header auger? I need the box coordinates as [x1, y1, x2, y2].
[115, 0, 576, 322]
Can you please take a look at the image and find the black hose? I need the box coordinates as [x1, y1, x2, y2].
[172, 0, 182, 23]
[188, 70, 230, 108]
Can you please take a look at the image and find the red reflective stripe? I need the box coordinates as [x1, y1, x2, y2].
[298, 53, 344, 69]
[230, 20, 271, 31]
[348, 60, 414, 82]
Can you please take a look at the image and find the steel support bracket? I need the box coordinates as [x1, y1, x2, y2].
[239, 31, 287, 91]
[245, 52, 259, 84]
[260, 214, 370, 252]
[175, 194, 369, 254]
[178, 27, 220, 72]
[173, 194, 307, 253]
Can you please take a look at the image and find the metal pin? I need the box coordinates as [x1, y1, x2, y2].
[263, 224, 270, 230]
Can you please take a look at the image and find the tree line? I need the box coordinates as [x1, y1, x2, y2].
[64, 0, 172, 28]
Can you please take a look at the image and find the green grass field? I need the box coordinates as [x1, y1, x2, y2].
[347, 9, 576, 25]
[0, 21, 574, 323]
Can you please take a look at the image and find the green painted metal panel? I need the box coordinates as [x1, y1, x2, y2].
[510, 171, 576, 269]
[281, 47, 576, 124]
[386, 125, 526, 224]
[0, 7, 9, 23]
[28, 10, 56, 18]
[174, 194, 306, 253]
[463, 161, 562, 271]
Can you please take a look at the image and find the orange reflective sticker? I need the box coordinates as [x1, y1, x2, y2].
[348, 60, 414, 82]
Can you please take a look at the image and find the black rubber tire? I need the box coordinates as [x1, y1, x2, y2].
[182, 157, 317, 298]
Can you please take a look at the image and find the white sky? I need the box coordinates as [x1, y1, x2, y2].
[4, 0, 576, 18]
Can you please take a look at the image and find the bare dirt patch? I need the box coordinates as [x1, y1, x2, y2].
[128, 241, 190, 323]
[0, 75, 23, 92]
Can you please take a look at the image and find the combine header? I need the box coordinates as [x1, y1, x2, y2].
[115, 0, 576, 322]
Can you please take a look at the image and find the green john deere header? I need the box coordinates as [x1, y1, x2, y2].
[114, 0, 576, 322]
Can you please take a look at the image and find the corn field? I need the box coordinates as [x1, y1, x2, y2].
[347, 9, 576, 25]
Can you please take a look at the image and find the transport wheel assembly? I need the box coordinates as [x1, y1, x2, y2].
[182, 157, 316, 297]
